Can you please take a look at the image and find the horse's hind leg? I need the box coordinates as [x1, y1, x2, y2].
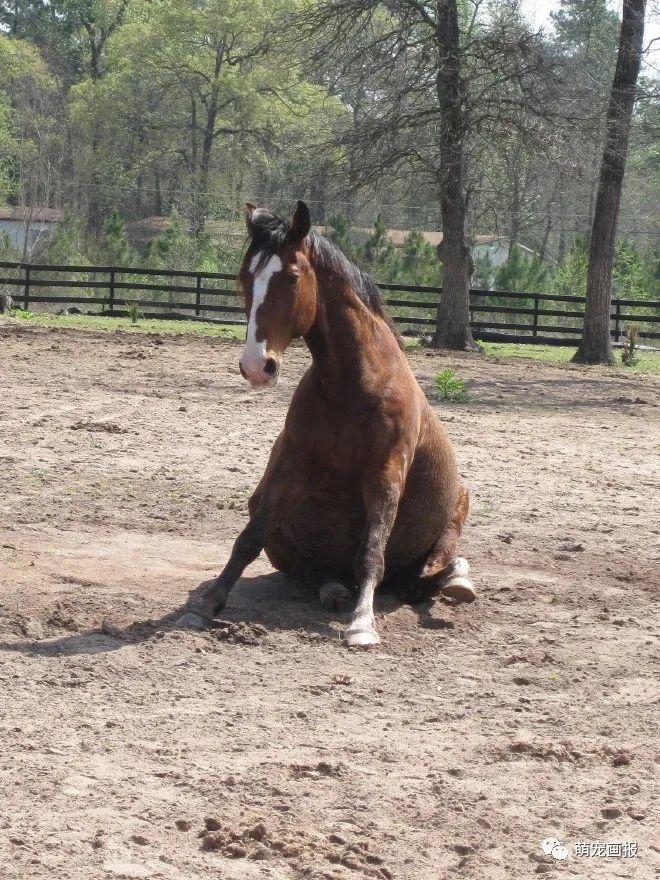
[302, 565, 354, 613]
[413, 484, 476, 604]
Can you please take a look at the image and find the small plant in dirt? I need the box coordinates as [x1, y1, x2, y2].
[621, 323, 639, 367]
[126, 302, 143, 325]
[9, 308, 35, 319]
[435, 368, 471, 402]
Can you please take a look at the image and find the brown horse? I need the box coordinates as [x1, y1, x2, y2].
[179, 201, 475, 645]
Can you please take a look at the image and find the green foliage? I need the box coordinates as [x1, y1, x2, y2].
[613, 240, 653, 301]
[100, 210, 136, 266]
[363, 214, 395, 266]
[401, 229, 441, 286]
[327, 214, 355, 259]
[473, 252, 494, 289]
[621, 323, 639, 366]
[0, 33, 54, 205]
[0, 229, 20, 260]
[552, 238, 589, 298]
[494, 245, 547, 293]
[145, 209, 191, 269]
[552, 0, 619, 68]
[0, 92, 17, 203]
[355, 221, 440, 287]
[43, 212, 89, 265]
[435, 368, 471, 402]
[550, 238, 655, 303]
[126, 302, 142, 324]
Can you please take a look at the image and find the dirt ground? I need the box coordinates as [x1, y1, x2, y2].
[1, 323, 658, 880]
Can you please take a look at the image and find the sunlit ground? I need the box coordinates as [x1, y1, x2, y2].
[3, 310, 659, 375]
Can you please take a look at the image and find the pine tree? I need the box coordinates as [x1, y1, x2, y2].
[401, 230, 441, 286]
[327, 214, 354, 257]
[102, 210, 135, 266]
[44, 212, 88, 265]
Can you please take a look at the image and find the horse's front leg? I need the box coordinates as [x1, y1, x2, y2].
[345, 468, 402, 647]
[177, 506, 268, 627]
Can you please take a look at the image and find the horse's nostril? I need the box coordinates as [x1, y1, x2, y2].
[264, 357, 278, 376]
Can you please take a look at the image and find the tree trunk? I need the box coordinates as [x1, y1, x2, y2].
[557, 183, 567, 262]
[509, 151, 522, 256]
[154, 172, 163, 216]
[573, 0, 646, 365]
[192, 45, 224, 239]
[538, 183, 557, 263]
[431, 0, 479, 351]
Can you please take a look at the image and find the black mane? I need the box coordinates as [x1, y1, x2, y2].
[246, 208, 404, 349]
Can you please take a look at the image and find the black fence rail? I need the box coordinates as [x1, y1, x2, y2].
[1, 261, 659, 344]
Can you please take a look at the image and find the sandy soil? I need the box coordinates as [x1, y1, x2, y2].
[0, 323, 658, 880]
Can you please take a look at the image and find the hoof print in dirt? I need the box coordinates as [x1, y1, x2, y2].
[199, 818, 392, 877]
[419, 617, 455, 630]
[296, 630, 327, 643]
[291, 761, 346, 780]
[504, 740, 583, 763]
[200, 821, 271, 860]
[211, 619, 268, 645]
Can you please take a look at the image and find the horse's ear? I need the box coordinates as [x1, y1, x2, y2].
[245, 202, 257, 234]
[289, 200, 311, 242]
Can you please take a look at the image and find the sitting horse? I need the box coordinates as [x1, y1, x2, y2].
[181, 201, 475, 645]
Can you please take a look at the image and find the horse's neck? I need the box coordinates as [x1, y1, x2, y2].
[304, 272, 377, 392]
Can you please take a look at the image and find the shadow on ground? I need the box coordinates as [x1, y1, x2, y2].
[0, 571, 448, 659]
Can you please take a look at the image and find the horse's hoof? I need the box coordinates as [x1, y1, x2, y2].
[441, 576, 476, 603]
[175, 611, 212, 630]
[450, 556, 470, 578]
[344, 627, 380, 648]
[319, 582, 354, 613]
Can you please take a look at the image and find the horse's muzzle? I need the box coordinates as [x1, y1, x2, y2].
[239, 357, 280, 387]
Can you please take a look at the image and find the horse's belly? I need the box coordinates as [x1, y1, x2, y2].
[262, 413, 458, 581]
[265, 487, 365, 580]
[264, 471, 452, 581]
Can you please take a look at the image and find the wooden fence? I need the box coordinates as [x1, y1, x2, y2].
[1, 260, 659, 344]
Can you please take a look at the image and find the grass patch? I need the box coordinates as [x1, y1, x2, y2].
[480, 341, 660, 375]
[3, 310, 246, 339]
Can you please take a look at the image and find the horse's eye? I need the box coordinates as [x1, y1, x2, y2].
[286, 274, 298, 286]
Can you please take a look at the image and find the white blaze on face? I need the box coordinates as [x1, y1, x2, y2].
[241, 252, 282, 381]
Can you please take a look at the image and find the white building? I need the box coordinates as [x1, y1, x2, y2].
[0, 207, 62, 257]
[384, 229, 536, 267]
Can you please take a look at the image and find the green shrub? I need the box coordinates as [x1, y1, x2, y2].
[126, 302, 142, 324]
[621, 323, 640, 366]
[435, 368, 471, 402]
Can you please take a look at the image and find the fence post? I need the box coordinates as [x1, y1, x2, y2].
[614, 298, 621, 341]
[195, 272, 202, 317]
[532, 294, 540, 337]
[23, 264, 30, 310]
[109, 268, 115, 313]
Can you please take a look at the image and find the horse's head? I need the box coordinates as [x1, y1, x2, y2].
[238, 201, 317, 387]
